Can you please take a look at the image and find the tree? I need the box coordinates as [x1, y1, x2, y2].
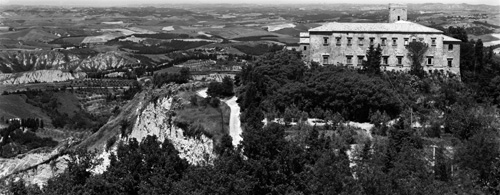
[241, 123, 286, 160]
[215, 134, 233, 155]
[207, 77, 235, 98]
[221, 76, 234, 97]
[455, 130, 500, 194]
[446, 26, 468, 42]
[474, 39, 484, 73]
[207, 82, 224, 98]
[407, 41, 428, 78]
[363, 44, 382, 75]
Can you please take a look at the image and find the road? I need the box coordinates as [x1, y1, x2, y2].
[223, 96, 243, 147]
[196, 88, 242, 147]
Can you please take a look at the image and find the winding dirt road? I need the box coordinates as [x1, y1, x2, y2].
[223, 96, 242, 146]
[196, 88, 242, 146]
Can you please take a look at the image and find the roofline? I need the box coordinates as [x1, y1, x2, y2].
[309, 31, 443, 34]
[443, 40, 462, 44]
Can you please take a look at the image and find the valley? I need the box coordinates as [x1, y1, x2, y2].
[0, 2, 500, 194]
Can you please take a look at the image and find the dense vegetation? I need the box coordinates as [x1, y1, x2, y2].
[7, 26, 500, 194]
[0, 122, 58, 158]
[152, 67, 190, 87]
[206, 76, 234, 98]
[233, 43, 283, 56]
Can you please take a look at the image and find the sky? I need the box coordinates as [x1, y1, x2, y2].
[0, 0, 499, 6]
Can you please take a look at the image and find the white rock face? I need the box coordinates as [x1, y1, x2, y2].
[129, 95, 215, 165]
[0, 50, 136, 73]
[0, 70, 86, 84]
[0, 138, 76, 187]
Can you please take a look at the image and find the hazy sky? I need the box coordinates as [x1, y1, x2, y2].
[1, 0, 499, 6]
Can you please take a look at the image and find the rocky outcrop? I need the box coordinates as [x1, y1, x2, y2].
[0, 138, 78, 187]
[129, 94, 215, 165]
[0, 70, 86, 84]
[76, 52, 137, 72]
[0, 50, 136, 73]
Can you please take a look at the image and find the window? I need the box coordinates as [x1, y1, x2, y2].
[427, 56, 433, 65]
[323, 37, 329, 45]
[398, 16, 400, 21]
[347, 38, 352, 46]
[404, 38, 409, 46]
[381, 38, 387, 46]
[382, 56, 389, 65]
[412, 38, 417, 42]
[370, 38, 375, 45]
[323, 55, 329, 64]
[419, 38, 424, 42]
[447, 58, 453, 67]
[358, 37, 364, 46]
[448, 44, 453, 51]
[357, 56, 364, 65]
[336, 37, 341, 45]
[346, 56, 353, 64]
[431, 38, 436, 46]
[397, 56, 403, 65]
[392, 38, 398, 46]
[303, 46, 307, 51]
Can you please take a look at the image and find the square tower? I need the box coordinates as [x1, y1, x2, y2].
[388, 4, 407, 23]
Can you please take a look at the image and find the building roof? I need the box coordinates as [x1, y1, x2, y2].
[442, 35, 462, 43]
[309, 21, 443, 34]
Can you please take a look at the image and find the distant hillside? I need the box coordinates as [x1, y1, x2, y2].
[0, 50, 137, 73]
[407, 3, 500, 12]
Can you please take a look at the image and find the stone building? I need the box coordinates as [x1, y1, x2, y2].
[299, 4, 461, 75]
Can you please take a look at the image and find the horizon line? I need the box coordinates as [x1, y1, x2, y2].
[2, 2, 500, 6]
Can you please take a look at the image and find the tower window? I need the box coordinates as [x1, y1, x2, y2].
[303, 46, 307, 51]
[448, 44, 453, 51]
[323, 37, 329, 45]
[398, 16, 400, 21]
[448, 58, 453, 67]
[323, 55, 329, 64]
[397, 56, 403, 65]
[427, 56, 433, 65]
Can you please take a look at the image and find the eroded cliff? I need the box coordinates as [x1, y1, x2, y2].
[0, 50, 137, 73]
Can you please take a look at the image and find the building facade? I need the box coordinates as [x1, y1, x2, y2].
[300, 4, 461, 76]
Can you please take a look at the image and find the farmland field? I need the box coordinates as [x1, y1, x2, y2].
[0, 94, 52, 125]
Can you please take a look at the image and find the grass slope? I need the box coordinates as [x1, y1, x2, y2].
[0, 94, 52, 126]
[175, 95, 230, 145]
